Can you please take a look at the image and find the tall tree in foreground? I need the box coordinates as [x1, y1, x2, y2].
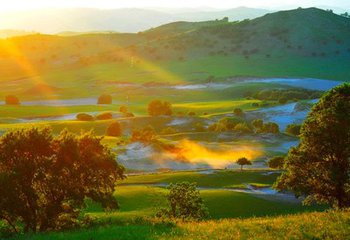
[0, 127, 125, 233]
[275, 84, 350, 208]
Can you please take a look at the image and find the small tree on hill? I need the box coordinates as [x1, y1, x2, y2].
[5, 95, 20, 105]
[275, 84, 350, 208]
[237, 157, 252, 171]
[97, 94, 112, 104]
[119, 106, 128, 114]
[157, 182, 208, 220]
[0, 127, 125, 233]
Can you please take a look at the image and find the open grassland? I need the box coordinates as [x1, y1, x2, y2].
[121, 170, 279, 189]
[7, 170, 331, 240]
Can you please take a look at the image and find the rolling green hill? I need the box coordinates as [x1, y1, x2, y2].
[0, 7, 349, 99]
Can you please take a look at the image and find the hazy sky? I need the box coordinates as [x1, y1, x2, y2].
[0, 0, 349, 12]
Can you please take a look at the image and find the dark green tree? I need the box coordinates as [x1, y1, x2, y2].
[0, 127, 125, 232]
[275, 84, 350, 208]
[268, 156, 285, 169]
[237, 157, 252, 171]
[148, 100, 172, 116]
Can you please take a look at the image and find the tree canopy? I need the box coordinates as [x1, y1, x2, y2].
[157, 182, 208, 220]
[148, 100, 172, 116]
[237, 157, 252, 170]
[275, 84, 350, 208]
[0, 127, 125, 233]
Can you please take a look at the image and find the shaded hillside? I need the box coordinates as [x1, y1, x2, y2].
[142, 8, 350, 59]
[0, 7, 350, 84]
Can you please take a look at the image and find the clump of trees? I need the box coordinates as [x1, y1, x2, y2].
[157, 182, 208, 220]
[275, 84, 350, 209]
[237, 157, 252, 170]
[251, 119, 280, 134]
[268, 156, 284, 169]
[76, 113, 94, 121]
[0, 127, 125, 233]
[245, 89, 322, 102]
[285, 124, 301, 136]
[209, 117, 244, 132]
[96, 112, 113, 120]
[97, 94, 112, 104]
[131, 125, 156, 142]
[5, 95, 20, 105]
[106, 121, 122, 137]
[148, 100, 172, 116]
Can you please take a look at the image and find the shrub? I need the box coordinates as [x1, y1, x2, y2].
[285, 124, 301, 136]
[124, 112, 134, 118]
[252, 119, 264, 130]
[262, 122, 280, 134]
[195, 123, 206, 132]
[268, 156, 284, 169]
[157, 182, 208, 220]
[0, 127, 125, 232]
[76, 113, 94, 121]
[215, 117, 243, 132]
[119, 106, 128, 114]
[5, 95, 20, 105]
[188, 112, 196, 116]
[148, 100, 172, 116]
[96, 112, 113, 120]
[233, 108, 244, 117]
[97, 94, 112, 104]
[131, 125, 156, 142]
[106, 121, 122, 137]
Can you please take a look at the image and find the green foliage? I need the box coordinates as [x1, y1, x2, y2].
[285, 124, 301, 136]
[237, 157, 252, 170]
[119, 106, 128, 114]
[131, 125, 156, 142]
[253, 89, 322, 101]
[106, 121, 122, 137]
[275, 84, 350, 208]
[157, 182, 208, 220]
[210, 117, 243, 132]
[161, 127, 177, 135]
[97, 94, 112, 104]
[233, 108, 244, 117]
[0, 127, 125, 233]
[76, 113, 94, 121]
[278, 97, 288, 104]
[233, 123, 253, 134]
[95, 112, 113, 120]
[252, 119, 264, 130]
[268, 156, 285, 169]
[4, 95, 20, 105]
[148, 100, 172, 116]
[261, 122, 280, 134]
